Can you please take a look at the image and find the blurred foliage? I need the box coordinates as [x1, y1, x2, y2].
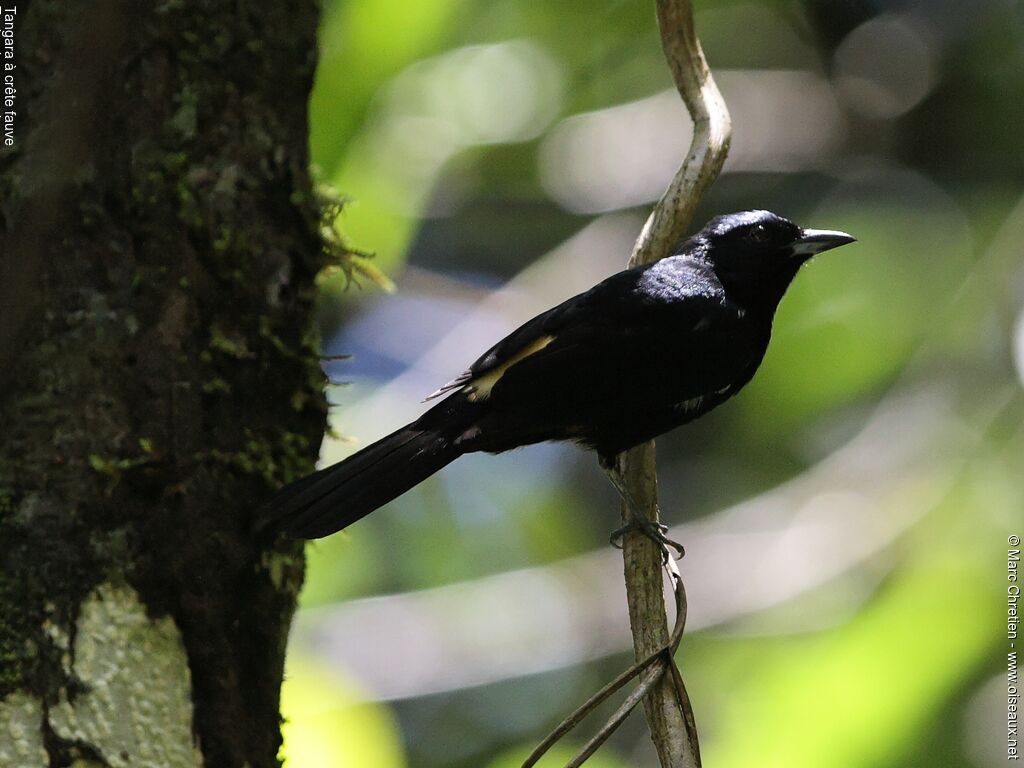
[743, 195, 974, 434]
[696, 528, 997, 767]
[281, 658, 406, 767]
[283, 0, 1024, 765]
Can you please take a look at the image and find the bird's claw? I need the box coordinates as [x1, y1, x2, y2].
[609, 519, 685, 562]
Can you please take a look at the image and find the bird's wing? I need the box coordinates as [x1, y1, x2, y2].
[423, 297, 576, 401]
[425, 263, 727, 402]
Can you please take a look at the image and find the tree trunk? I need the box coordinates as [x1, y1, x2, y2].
[0, 2, 326, 766]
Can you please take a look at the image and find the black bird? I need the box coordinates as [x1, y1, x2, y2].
[263, 210, 854, 543]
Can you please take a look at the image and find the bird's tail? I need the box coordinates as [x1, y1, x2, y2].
[259, 423, 464, 539]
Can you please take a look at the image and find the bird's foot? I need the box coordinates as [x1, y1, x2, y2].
[609, 518, 685, 562]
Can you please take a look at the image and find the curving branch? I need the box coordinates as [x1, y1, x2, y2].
[629, 0, 732, 268]
[522, 1, 729, 765]
[609, 1, 731, 765]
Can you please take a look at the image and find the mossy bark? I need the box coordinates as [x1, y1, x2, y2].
[0, 2, 326, 766]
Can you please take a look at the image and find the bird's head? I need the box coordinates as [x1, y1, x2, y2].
[694, 210, 855, 288]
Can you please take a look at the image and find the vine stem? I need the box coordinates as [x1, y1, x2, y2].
[522, 0, 730, 764]
[612, 0, 731, 765]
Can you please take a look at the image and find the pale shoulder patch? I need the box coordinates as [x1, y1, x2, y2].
[466, 334, 556, 402]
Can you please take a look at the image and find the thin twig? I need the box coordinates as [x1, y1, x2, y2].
[566, 661, 669, 768]
[565, 557, 688, 767]
[521, 648, 664, 767]
[523, 556, 689, 767]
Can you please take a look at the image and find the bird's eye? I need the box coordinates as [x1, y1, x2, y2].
[749, 224, 770, 243]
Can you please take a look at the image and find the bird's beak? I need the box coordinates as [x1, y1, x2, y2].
[791, 228, 857, 257]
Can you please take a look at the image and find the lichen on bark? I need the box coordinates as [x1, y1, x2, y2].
[47, 583, 202, 768]
[0, 693, 49, 767]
